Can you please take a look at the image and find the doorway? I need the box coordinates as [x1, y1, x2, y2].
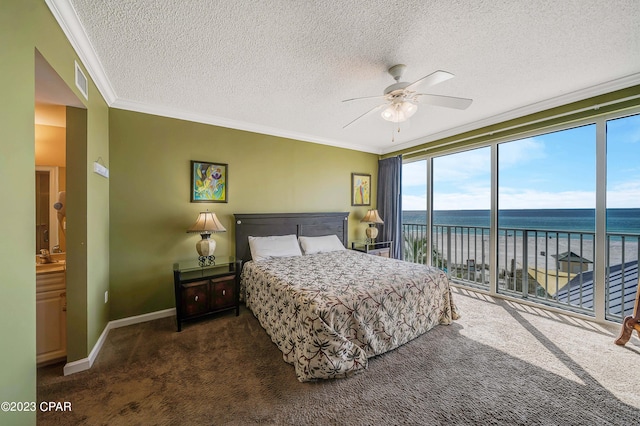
[35, 49, 86, 370]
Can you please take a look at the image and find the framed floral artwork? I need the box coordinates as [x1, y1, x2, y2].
[351, 172, 371, 206]
[191, 160, 228, 203]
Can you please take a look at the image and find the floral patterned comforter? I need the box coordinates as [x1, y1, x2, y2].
[241, 250, 459, 382]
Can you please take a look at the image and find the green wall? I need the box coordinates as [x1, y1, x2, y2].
[109, 109, 379, 319]
[0, 2, 110, 423]
[0, 3, 37, 424]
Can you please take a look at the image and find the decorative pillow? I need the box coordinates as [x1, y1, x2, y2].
[248, 234, 302, 261]
[298, 235, 346, 255]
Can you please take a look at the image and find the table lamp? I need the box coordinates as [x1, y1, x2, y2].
[187, 211, 226, 265]
[361, 209, 384, 243]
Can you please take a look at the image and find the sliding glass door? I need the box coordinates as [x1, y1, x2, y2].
[605, 113, 640, 321]
[497, 125, 596, 313]
[400, 108, 640, 322]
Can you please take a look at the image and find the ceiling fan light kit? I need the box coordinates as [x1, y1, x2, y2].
[342, 64, 473, 130]
[381, 100, 417, 123]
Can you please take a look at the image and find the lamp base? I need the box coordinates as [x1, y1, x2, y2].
[365, 225, 378, 243]
[198, 255, 216, 267]
[196, 233, 217, 266]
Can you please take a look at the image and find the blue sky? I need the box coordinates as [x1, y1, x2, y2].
[402, 113, 640, 210]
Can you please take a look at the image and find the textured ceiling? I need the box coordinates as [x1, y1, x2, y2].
[49, 0, 640, 154]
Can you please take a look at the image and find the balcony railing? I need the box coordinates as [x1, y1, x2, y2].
[402, 223, 639, 322]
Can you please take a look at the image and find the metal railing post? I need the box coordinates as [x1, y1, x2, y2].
[446, 226, 452, 278]
[523, 230, 528, 298]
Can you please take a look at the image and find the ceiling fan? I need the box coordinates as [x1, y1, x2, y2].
[342, 64, 473, 128]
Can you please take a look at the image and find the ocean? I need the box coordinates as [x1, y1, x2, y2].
[402, 208, 640, 235]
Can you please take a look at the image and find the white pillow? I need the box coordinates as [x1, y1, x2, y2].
[248, 234, 302, 261]
[298, 235, 346, 255]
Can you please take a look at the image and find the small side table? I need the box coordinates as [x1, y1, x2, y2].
[351, 240, 392, 258]
[173, 256, 240, 332]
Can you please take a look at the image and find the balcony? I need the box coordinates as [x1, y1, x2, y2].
[402, 223, 639, 322]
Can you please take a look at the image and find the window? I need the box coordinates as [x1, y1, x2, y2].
[432, 147, 491, 285]
[606, 113, 640, 320]
[402, 160, 427, 263]
[400, 107, 640, 322]
[497, 125, 596, 309]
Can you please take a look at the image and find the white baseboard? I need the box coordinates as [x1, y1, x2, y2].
[62, 357, 91, 376]
[109, 308, 176, 330]
[63, 308, 176, 376]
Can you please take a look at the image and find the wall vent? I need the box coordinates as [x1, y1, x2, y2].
[74, 61, 88, 100]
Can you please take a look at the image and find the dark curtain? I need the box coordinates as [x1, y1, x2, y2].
[377, 155, 402, 259]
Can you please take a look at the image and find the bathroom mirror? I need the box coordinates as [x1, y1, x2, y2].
[35, 166, 65, 254]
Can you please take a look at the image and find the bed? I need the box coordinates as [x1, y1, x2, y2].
[235, 212, 459, 382]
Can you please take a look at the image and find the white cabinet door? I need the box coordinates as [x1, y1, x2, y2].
[36, 288, 66, 364]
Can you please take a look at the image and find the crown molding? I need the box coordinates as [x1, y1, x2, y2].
[46, 0, 117, 104]
[111, 98, 382, 154]
[47, 0, 380, 154]
[384, 72, 640, 155]
[45, 0, 639, 156]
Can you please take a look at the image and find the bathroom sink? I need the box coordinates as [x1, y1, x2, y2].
[36, 260, 66, 274]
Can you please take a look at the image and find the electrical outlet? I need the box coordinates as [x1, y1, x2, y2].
[104, 291, 109, 303]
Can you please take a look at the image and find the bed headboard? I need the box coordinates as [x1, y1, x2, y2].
[234, 212, 349, 263]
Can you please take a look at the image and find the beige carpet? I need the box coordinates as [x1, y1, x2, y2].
[38, 288, 640, 425]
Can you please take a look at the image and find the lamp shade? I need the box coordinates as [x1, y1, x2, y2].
[360, 209, 384, 224]
[187, 211, 226, 234]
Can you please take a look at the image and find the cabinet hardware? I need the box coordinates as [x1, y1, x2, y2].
[195, 295, 199, 301]
[222, 290, 226, 296]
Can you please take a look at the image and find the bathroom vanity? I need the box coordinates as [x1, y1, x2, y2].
[36, 255, 66, 365]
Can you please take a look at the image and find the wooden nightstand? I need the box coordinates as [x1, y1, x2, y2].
[351, 241, 392, 257]
[173, 257, 240, 331]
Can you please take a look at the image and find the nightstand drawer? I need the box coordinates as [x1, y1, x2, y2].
[182, 281, 209, 317]
[211, 276, 236, 309]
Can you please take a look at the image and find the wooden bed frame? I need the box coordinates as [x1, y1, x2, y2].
[233, 212, 349, 263]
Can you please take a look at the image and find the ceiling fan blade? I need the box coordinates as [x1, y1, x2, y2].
[343, 104, 386, 128]
[405, 70, 454, 92]
[415, 94, 473, 110]
[342, 94, 386, 103]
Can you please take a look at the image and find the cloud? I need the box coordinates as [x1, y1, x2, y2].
[401, 125, 640, 210]
[499, 189, 595, 209]
[607, 180, 640, 208]
[432, 191, 491, 210]
[498, 137, 546, 168]
[433, 147, 491, 183]
[401, 161, 427, 187]
[402, 194, 427, 210]
[410, 184, 640, 210]
[405, 137, 545, 187]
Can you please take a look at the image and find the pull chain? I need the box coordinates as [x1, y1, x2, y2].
[391, 122, 402, 143]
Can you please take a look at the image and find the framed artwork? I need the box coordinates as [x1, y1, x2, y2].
[191, 160, 228, 203]
[351, 172, 371, 206]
